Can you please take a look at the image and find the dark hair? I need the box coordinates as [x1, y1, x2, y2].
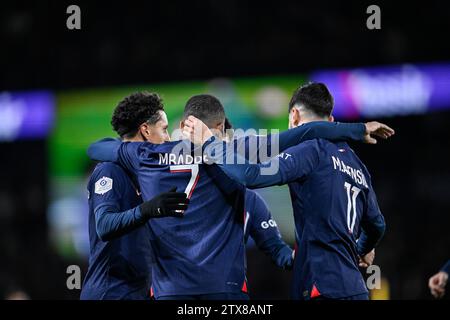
[111, 92, 164, 138]
[288, 82, 334, 117]
[183, 94, 225, 128]
[224, 117, 233, 130]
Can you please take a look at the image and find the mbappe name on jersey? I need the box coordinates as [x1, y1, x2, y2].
[159, 153, 208, 165]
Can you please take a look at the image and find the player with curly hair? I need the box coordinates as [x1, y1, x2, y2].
[81, 92, 190, 300]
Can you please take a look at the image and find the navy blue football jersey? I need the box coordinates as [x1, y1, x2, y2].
[81, 162, 153, 300]
[87, 121, 367, 298]
[244, 190, 281, 245]
[97, 140, 247, 298]
[218, 138, 385, 299]
[277, 139, 383, 299]
[244, 190, 294, 270]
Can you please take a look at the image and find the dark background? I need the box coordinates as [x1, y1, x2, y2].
[2, 1, 450, 90]
[1, 0, 449, 299]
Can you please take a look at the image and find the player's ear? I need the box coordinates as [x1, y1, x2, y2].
[329, 115, 334, 122]
[288, 109, 294, 129]
[140, 122, 151, 140]
[216, 121, 225, 137]
[291, 107, 301, 127]
[179, 120, 185, 130]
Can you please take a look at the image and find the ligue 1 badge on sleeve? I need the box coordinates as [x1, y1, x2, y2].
[95, 176, 113, 195]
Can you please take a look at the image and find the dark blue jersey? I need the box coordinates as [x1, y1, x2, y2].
[89, 140, 247, 298]
[244, 190, 278, 245]
[80, 162, 153, 300]
[219, 138, 385, 299]
[281, 140, 384, 299]
[244, 190, 293, 270]
[87, 121, 367, 298]
[441, 260, 450, 274]
[203, 164, 294, 271]
[280, 139, 382, 299]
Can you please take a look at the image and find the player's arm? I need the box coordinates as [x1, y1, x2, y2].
[441, 260, 450, 274]
[95, 203, 144, 241]
[215, 140, 320, 188]
[257, 238, 294, 270]
[247, 195, 294, 270]
[231, 121, 367, 163]
[207, 166, 293, 269]
[185, 116, 394, 164]
[95, 189, 189, 241]
[259, 241, 294, 272]
[202, 122, 364, 165]
[273, 120, 394, 150]
[356, 187, 386, 257]
[429, 260, 450, 298]
[87, 138, 145, 174]
[90, 168, 188, 241]
[271, 121, 364, 151]
[205, 164, 293, 270]
[87, 138, 122, 162]
[203, 163, 246, 214]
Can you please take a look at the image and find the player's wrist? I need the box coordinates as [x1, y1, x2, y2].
[438, 270, 449, 280]
[202, 134, 217, 148]
[202, 136, 222, 164]
[134, 205, 146, 221]
[356, 244, 370, 257]
[139, 200, 159, 219]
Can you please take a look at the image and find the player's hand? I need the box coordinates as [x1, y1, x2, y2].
[364, 122, 395, 144]
[182, 115, 213, 145]
[359, 249, 375, 268]
[139, 187, 189, 219]
[428, 271, 448, 299]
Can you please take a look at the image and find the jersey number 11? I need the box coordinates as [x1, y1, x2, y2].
[344, 182, 361, 234]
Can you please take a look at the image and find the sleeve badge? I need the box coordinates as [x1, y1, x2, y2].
[94, 176, 113, 195]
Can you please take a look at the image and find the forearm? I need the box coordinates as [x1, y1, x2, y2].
[204, 163, 247, 213]
[204, 123, 365, 187]
[204, 164, 246, 198]
[258, 237, 294, 270]
[87, 138, 121, 162]
[204, 122, 363, 164]
[95, 205, 147, 241]
[203, 136, 283, 188]
[275, 121, 366, 152]
[357, 214, 386, 256]
[217, 162, 284, 188]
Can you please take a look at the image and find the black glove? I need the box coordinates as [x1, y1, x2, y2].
[139, 187, 189, 219]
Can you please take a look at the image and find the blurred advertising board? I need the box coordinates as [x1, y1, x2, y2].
[0, 91, 54, 141]
[311, 63, 450, 119]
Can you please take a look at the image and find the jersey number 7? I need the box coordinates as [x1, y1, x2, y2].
[170, 164, 200, 199]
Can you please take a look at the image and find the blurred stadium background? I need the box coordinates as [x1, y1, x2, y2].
[1, 1, 449, 299]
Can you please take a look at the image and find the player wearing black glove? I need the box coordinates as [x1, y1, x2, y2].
[140, 187, 189, 218]
[94, 187, 189, 241]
